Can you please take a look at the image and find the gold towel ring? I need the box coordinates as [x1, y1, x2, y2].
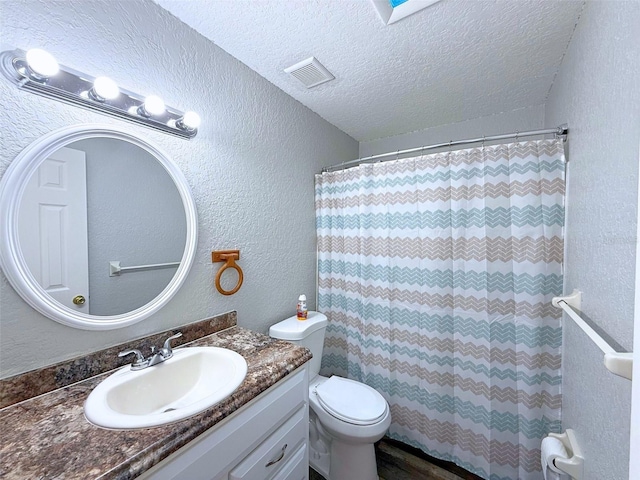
[212, 250, 243, 296]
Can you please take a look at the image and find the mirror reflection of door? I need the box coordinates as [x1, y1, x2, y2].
[18, 147, 89, 311]
[0, 126, 196, 328]
[11, 135, 187, 318]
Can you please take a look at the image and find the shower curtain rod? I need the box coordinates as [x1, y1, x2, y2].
[322, 124, 568, 173]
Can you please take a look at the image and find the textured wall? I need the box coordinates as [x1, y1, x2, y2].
[0, 0, 357, 377]
[544, 2, 640, 479]
[359, 104, 545, 157]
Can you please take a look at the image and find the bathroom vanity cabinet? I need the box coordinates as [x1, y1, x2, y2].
[138, 366, 310, 480]
[0, 321, 312, 480]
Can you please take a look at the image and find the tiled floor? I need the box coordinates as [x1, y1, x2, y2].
[309, 438, 483, 480]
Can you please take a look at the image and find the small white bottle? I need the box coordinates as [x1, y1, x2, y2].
[297, 294, 308, 320]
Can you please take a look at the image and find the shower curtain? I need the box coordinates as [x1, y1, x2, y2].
[315, 139, 564, 480]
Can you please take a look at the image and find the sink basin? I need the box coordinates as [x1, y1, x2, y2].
[84, 347, 248, 429]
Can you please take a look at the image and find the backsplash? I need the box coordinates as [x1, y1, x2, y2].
[0, 311, 236, 409]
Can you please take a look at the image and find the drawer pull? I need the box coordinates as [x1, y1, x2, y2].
[265, 443, 288, 467]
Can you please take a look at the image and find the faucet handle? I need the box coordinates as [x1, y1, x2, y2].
[118, 349, 146, 366]
[161, 332, 183, 357]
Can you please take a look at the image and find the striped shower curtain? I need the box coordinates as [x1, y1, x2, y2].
[315, 140, 565, 480]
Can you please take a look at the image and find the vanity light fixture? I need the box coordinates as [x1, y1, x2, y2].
[24, 48, 59, 81]
[89, 76, 120, 102]
[176, 111, 201, 131]
[138, 95, 166, 117]
[0, 47, 200, 139]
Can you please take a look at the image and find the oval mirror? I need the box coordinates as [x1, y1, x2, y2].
[0, 125, 197, 330]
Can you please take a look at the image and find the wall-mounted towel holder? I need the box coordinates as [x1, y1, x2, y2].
[552, 289, 633, 380]
[211, 250, 243, 296]
[547, 429, 584, 480]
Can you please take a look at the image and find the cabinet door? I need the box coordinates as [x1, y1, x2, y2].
[229, 407, 306, 480]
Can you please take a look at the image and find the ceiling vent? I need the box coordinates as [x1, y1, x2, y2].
[284, 57, 335, 89]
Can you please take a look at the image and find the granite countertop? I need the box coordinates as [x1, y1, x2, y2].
[0, 321, 312, 480]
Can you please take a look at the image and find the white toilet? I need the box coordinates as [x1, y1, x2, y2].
[269, 311, 391, 480]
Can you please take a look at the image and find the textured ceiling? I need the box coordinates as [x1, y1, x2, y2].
[154, 0, 583, 141]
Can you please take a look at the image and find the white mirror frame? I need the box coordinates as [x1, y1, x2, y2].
[0, 124, 198, 330]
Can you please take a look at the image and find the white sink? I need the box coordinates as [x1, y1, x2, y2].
[84, 347, 248, 429]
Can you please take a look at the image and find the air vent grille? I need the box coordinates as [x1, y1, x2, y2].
[284, 57, 335, 88]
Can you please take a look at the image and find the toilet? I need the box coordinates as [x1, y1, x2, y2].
[269, 311, 391, 480]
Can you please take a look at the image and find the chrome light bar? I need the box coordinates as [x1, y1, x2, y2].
[0, 48, 200, 139]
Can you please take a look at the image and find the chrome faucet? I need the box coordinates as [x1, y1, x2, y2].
[118, 332, 183, 370]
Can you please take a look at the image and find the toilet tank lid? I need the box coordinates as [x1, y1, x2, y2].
[269, 311, 328, 341]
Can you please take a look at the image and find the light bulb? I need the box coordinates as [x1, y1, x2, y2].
[25, 48, 59, 79]
[177, 111, 201, 131]
[90, 76, 119, 101]
[140, 95, 165, 116]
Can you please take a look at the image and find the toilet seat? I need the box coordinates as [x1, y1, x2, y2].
[314, 376, 387, 426]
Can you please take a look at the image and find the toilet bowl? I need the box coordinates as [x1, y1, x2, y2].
[308, 375, 391, 480]
[269, 312, 390, 480]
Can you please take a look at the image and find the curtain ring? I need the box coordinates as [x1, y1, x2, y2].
[482, 135, 486, 150]
[515, 130, 520, 141]
[360, 154, 373, 168]
[395, 149, 400, 161]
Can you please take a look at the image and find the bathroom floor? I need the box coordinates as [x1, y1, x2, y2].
[309, 438, 482, 480]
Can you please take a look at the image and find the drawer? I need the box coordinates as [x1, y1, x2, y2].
[271, 444, 307, 480]
[229, 406, 307, 480]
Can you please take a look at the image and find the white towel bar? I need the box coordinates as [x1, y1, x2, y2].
[109, 260, 180, 277]
[552, 290, 633, 380]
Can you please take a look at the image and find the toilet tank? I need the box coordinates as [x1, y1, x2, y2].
[269, 311, 328, 378]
